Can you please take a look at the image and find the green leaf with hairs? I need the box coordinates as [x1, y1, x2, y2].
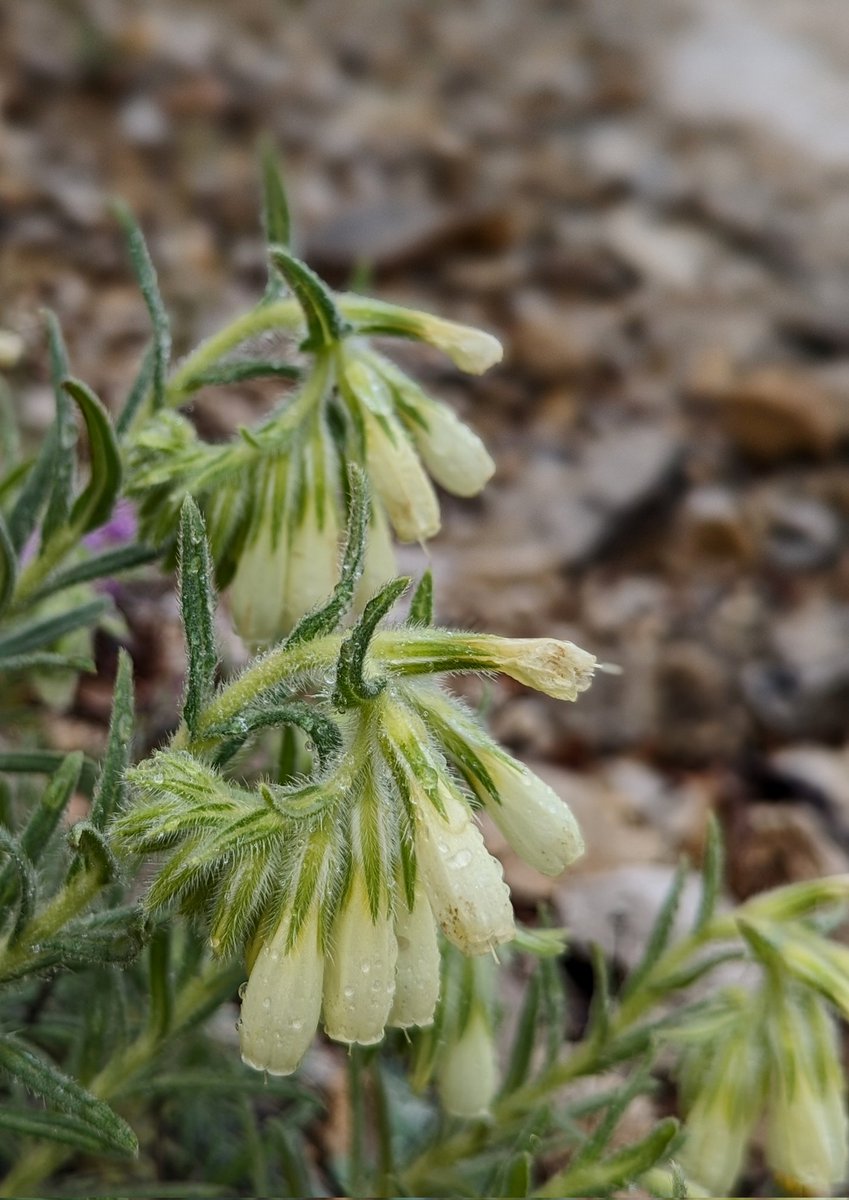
[114, 202, 171, 411]
[0, 596, 108, 661]
[177, 360, 300, 393]
[621, 859, 688, 1000]
[269, 246, 348, 349]
[30, 541, 158, 603]
[407, 568, 434, 626]
[0, 827, 37, 941]
[63, 378, 122, 534]
[116, 340, 155, 437]
[334, 576, 410, 708]
[41, 311, 77, 544]
[67, 820, 118, 884]
[0, 1034, 138, 1157]
[0, 750, 96, 790]
[693, 813, 723, 934]
[89, 649, 134, 830]
[538, 1118, 678, 1198]
[178, 497, 218, 737]
[0, 511, 16, 616]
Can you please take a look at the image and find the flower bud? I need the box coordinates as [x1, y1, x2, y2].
[404, 397, 494, 498]
[239, 906, 323, 1076]
[437, 1008, 498, 1118]
[389, 882, 441, 1029]
[479, 752, 584, 876]
[323, 874, 398, 1045]
[376, 631, 596, 701]
[410, 314, 502, 374]
[765, 991, 848, 1197]
[415, 780, 515, 955]
[474, 636, 596, 701]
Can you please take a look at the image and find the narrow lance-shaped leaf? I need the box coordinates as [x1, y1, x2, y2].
[7, 411, 58, 554]
[147, 924, 174, 1040]
[0, 1034, 138, 1157]
[693, 813, 723, 934]
[260, 139, 292, 299]
[176, 360, 300, 393]
[0, 827, 37, 941]
[209, 700, 342, 769]
[64, 378, 122, 534]
[41, 311, 77, 543]
[0, 750, 96, 790]
[89, 650, 134, 830]
[334, 575, 410, 708]
[19, 751, 84, 866]
[114, 202, 171, 410]
[568, 1066, 655, 1170]
[0, 1107, 128, 1156]
[493, 1152, 532, 1199]
[408, 567, 434, 626]
[500, 971, 541, 1096]
[0, 378, 20, 470]
[538, 1119, 679, 1198]
[178, 497, 218, 737]
[115, 340, 155, 438]
[585, 942, 611, 1048]
[621, 858, 688, 1000]
[0, 511, 17, 616]
[0, 596, 108, 662]
[286, 462, 370, 648]
[30, 541, 158, 604]
[67, 820, 118, 884]
[269, 245, 348, 349]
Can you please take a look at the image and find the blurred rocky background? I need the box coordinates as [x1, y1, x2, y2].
[4, 0, 849, 1007]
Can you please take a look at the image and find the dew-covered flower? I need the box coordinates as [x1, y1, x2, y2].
[476, 752, 584, 877]
[389, 880, 441, 1030]
[322, 873, 398, 1045]
[366, 354, 494, 498]
[239, 905, 324, 1076]
[414, 778, 515, 955]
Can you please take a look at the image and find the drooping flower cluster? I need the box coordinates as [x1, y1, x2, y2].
[676, 936, 849, 1197]
[127, 280, 499, 646]
[113, 627, 594, 1077]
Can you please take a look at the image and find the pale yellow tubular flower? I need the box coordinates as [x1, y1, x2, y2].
[404, 313, 503, 375]
[229, 504, 290, 646]
[765, 994, 849, 1197]
[362, 405, 440, 543]
[388, 880, 441, 1029]
[343, 356, 440, 543]
[281, 486, 340, 632]
[467, 635, 596, 701]
[678, 1017, 766, 1196]
[322, 873, 398, 1046]
[479, 751, 584, 876]
[239, 906, 323, 1076]
[406, 397, 494, 498]
[414, 778, 515, 955]
[437, 1009, 498, 1118]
